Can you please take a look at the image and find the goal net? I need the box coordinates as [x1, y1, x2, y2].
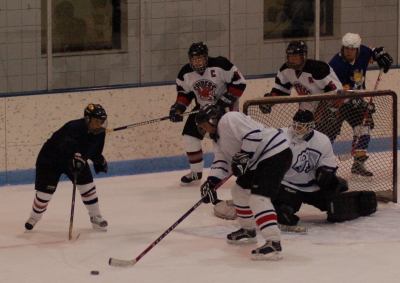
[243, 90, 398, 203]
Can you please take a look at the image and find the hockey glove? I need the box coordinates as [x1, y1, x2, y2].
[373, 47, 393, 73]
[93, 156, 108, 174]
[316, 167, 339, 194]
[169, 102, 187, 122]
[200, 179, 218, 204]
[259, 93, 273, 114]
[216, 92, 237, 110]
[350, 98, 376, 114]
[231, 152, 250, 177]
[70, 153, 86, 175]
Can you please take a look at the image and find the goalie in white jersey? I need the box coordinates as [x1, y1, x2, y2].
[169, 42, 246, 186]
[195, 104, 292, 261]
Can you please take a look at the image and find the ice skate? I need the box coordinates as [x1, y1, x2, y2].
[251, 241, 282, 261]
[25, 217, 39, 231]
[351, 156, 373, 177]
[180, 172, 202, 186]
[227, 228, 257, 244]
[90, 215, 108, 231]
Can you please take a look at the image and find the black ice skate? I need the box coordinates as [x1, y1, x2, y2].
[25, 217, 39, 231]
[251, 241, 282, 261]
[227, 228, 257, 244]
[351, 156, 373, 177]
[180, 172, 202, 186]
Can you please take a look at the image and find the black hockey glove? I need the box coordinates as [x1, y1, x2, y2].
[316, 167, 339, 194]
[216, 92, 237, 110]
[349, 98, 376, 114]
[259, 93, 273, 114]
[373, 47, 393, 73]
[93, 156, 108, 174]
[70, 153, 86, 175]
[231, 152, 250, 177]
[169, 102, 187, 122]
[200, 179, 218, 204]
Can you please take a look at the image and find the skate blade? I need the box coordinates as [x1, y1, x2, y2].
[180, 180, 201, 187]
[227, 238, 258, 245]
[92, 224, 108, 231]
[251, 252, 283, 261]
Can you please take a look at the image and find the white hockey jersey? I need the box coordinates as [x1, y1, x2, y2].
[209, 112, 290, 181]
[280, 127, 337, 192]
[175, 56, 246, 108]
[271, 59, 343, 112]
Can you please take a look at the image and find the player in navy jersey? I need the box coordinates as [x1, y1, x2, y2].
[24, 104, 109, 232]
[169, 42, 246, 186]
[328, 33, 393, 177]
[196, 104, 292, 260]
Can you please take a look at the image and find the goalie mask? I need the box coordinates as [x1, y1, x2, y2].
[291, 109, 315, 140]
[84, 103, 108, 135]
[341, 33, 361, 63]
[286, 40, 308, 70]
[188, 42, 208, 74]
[195, 104, 221, 140]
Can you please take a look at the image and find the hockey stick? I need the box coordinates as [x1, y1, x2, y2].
[278, 223, 308, 234]
[338, 69, 383, 162]
[105, 110, 199, 133]
[109, 174, 233, 268]
[68, 171, 80, 242]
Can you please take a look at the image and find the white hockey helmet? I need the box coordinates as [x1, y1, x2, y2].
[342, 33, 361, 48]
[341, 33, 361, 62]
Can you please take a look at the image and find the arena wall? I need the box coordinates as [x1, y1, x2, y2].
[0, 68, 398, 185]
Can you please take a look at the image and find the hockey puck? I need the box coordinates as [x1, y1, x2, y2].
[91, 270, 99, 275]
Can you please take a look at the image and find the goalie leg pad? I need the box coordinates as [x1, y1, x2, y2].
[327, 191, 377, 222]
[214, 200, 237, 220]
[327, 192, 360, 222]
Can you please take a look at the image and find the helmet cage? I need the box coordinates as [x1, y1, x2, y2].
[84, 103, 108, 135]
[195, 104, 220, 139]
[291, 121, 315, 139]
[188, 42, 209, 73]
[286, 40, 308, 70]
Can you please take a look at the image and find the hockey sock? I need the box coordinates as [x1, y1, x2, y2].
[184, 135, 204, 173]
[231, 184, 255, 230]
[248, 194, 281, 241]
[30, 191, 53, 220]
[77, 182, 101, 217]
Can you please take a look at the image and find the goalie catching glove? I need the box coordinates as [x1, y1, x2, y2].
[70, 153, 86, 175]
[349, 98, 375, 114]
[372, 47, 393, 73]
[169, 102, 187, 122]
[200, 177, 220, 204]
[93, 156, 108, 174]
[231, 152, 250, 177]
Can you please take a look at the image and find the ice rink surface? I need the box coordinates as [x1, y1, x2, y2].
[1, 158, 400, 283]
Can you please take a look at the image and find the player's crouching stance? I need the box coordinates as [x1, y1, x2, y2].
[195, 104, 292, 260]
[25, 104, 109, 232]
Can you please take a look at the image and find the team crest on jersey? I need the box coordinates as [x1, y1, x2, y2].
[293, 148, 321, 173]
[293, 82, 312, 96]
[193, 79, 218, 102]
[350, 69, 364, 90]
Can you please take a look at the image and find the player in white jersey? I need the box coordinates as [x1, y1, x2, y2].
[260, 40, 342, 114]
[195, 104, 292, 260]
[169, 42, 246, 186]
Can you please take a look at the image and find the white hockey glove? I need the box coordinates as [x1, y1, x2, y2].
[231, 152, 250, 177]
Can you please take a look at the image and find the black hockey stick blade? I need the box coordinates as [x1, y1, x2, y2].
[278, 224, 308, 235]
[105, 110, 199, 133]
[109, 174, 233, 268]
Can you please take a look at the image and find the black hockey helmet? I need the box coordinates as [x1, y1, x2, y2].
[195, 104, 221, 140]
[291, 109, 315, 139]
[188, 42, 209, 73]
[286, 40, 308, 70]
[84, 103, 108, 134]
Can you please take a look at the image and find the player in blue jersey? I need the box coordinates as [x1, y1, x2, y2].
[328, 33, 393, 177]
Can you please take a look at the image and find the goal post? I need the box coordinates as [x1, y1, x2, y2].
[243, 90, 398, 203]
